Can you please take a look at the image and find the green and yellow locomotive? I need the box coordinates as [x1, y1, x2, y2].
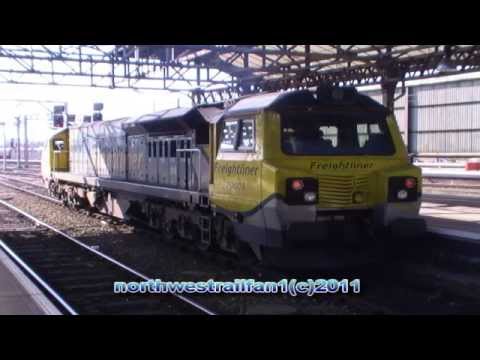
[42, 87, 425, 267]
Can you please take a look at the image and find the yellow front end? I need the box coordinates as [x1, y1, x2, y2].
[261, 110, 422, 213]
[211, 106, 425, 266]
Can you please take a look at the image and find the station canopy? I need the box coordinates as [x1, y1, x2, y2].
[0, 45, 479, 104]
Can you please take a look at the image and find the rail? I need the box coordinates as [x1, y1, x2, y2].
[0, 239, 78, 315]
[0, 178, 61, 204]
[0, 196, 216, 315]
[0, 159, 41, 165]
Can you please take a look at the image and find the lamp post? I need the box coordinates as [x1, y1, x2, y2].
[15, 116, 20, 169]
[0, 122, 6, 171]
[23, 116, 28, 169]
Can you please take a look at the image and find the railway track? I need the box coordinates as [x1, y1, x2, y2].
[0, 176, 59, 204]
[0, 170, 42, 183]
[0, 198, 217, 315]
[0, 174, 479, 314]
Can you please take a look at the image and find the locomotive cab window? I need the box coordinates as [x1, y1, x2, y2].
[53, 140, 65, 151]
[281, 111, 395, 156]
[220, 119, 255, 152]
[357, 123, 385, 148]
[319, 126, 338, 147]
[220, 121, 238, 151]
[238, 119, 255, 151]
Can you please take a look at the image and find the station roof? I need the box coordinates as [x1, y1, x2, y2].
[153, 45, 456, 79]
[117, 45, 479, 82]
[115, 45, 480, 103]
[0, 45, 479, 103]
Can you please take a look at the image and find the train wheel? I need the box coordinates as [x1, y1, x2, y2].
[47, 181, 54, 197]
[216, 217, 245, 256]
[48, 181, 60, 200]
[60, 192, 68, 206]
[69, 194, 83, 210]
[195, 216, 212, 252]
[197, 237, 211, 252]
[163, 220, 178, 242]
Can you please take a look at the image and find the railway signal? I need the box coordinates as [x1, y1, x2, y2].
[93, 103, 103, 122]
[53, 105, 65, 128]
[0, 122, 5, 170]
[67, 115, 76, 127]
[53, 114, 64, 128]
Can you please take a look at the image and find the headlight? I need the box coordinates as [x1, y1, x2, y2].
[304, 192, 317, 203]
[286, 178, 318, 205]
[388, 177, 419, 202]
[397, 190, 408, 200]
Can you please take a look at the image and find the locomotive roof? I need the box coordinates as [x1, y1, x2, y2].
[72, 117, 130, 129]
[122, 104, 223, 136]
[68, 88, 386, 139]
[127, 107, 191, 124]
[224, 88, 387, 117]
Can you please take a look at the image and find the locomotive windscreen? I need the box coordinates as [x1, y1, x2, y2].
[281, 110, 396, 156]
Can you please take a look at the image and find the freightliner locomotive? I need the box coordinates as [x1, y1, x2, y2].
[41, 87, 426, 267]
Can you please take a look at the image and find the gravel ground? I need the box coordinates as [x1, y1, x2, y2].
[0, 196, 36, 232]
[1, 180, 479, 314]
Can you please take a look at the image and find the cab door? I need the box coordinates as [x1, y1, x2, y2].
[153, 138, 159, 184]
[147, 137, 157, 184]
[128, 135, 147, 183]
[158, 139, 169, 186]
[212, 118, 262, 213]
[50, 130, 69, 172]
[138, 136, 147, 182]
[156, 139, 163, 185]
[178, 138, 192, 190]
[168, 139, 178, 187]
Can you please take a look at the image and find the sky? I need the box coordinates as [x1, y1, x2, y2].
[0, 84, 192, 143]
[1, 70, 480, 144]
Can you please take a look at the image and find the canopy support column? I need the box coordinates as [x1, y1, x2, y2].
[381, 79, 397, 112]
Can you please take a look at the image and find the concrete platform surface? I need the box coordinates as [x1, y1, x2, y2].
[0, 249, 61, 315]
[421, 194, 480, 242]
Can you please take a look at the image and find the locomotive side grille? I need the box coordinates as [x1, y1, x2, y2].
[318, 175, 369, 207]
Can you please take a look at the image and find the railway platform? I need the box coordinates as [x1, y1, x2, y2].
[421, 167, 480, 180]
[0, 246, 60, 315]
[421, 194, 480, 243]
